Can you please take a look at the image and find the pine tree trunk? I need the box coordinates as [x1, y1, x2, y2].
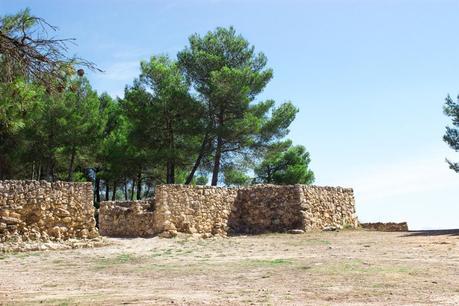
[167, 160, 175, 184]
[130, 179, 135, 200]
[185, 133, 209, 184]
[124, 180, 128, 200]
[136, 170, 142, 200]
[105, 181, 109, 201]
[211, 110, 224, 186]
[67, 145, 76, 181]
[145, 184, 151, 198]
[111, 181, 117, 201]
[211, 135, 223, 186]
[95, 176, 101, 203]
[166, 118, 175, 184]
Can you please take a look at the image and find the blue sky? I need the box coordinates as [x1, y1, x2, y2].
[2, 0, 458, 229]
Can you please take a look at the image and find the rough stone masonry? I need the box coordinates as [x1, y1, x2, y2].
[0, 180, 99, 243]
[99, 199, 156, 237]
[100, 184, 359, 238]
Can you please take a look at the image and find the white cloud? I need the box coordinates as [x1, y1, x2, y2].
[102, 61, 140, 82]
[350, 153, 459, 203]
[337, 149, 459, 229]
[88, 61, 141, 98]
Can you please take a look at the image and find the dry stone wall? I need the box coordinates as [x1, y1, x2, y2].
[98, 184, 359, 238]
[155, 185, 238, 237]
[361, 222, 408, 232]
[229, 185, 305, 234]
[99, 199, 156, 237]
[0, 180, 98, 243]
[299, 186, 359, 230]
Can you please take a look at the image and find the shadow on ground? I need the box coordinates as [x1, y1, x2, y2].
[401, 229, 459, 237]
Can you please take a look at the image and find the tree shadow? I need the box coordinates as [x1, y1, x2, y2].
[401, 229, 459, 237]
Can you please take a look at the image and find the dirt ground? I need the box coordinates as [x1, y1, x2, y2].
[0, 230, 458, 305]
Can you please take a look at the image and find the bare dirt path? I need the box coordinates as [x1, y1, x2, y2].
[0, 230, 458, 305]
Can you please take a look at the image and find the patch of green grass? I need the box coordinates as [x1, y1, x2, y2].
[136, 263, 178, 271]
[38, 298, 74, 305]
[13, 251, 42, 259]
[150, 247, 198, 258]
[371, 282, 398, 289]
[197, 240, 209, 247]
[39, 294, 104, 305]
[342, 223, 354, 230]
[306, 238, 331, 245]
[116, 253, 134, 263]
[311, 259, 415, 276]
[284, 238, 331, 246]
[243, 258, 294, 267]
[93, 252, 141, 270]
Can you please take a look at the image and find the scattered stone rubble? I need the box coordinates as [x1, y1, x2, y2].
[0, 237, 108, 253]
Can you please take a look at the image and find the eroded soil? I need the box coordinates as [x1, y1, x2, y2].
[0, 230, 458, 305]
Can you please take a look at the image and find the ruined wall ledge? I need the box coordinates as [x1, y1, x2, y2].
[361, 222, 408, 232]
[161, 183, 353, 191]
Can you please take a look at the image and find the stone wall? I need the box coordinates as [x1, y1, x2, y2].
[361, 222, 408, 232]
[154, 185, 238, 237]
[99, 199, 156, 237]
[299, 186, 359, 230]
[229, 185, 305, 234]
[98, 184, 359, 238]
[0, 180, 98, 243]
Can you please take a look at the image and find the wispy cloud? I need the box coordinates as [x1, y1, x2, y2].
[336, 149, 459, 229]
[111, 47, 150, 61]
[348, 151, 459, 203]
[89, 60, 141, 98]
[102, 61, 140, 81]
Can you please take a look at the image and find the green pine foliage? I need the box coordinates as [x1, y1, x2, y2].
[177, 27, 299, 185]
[0, 9, 315, 199]
[254, 140, 314, 185]
[443, 95, 459, 172]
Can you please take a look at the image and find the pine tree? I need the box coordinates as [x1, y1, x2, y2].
[443, 95, 459, 172]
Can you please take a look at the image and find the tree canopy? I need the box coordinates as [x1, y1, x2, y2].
[0, 9, 98, 90]
[0, 9, 315, 202]
[254, 140, 314, 185]
[177, 27, 298, 185]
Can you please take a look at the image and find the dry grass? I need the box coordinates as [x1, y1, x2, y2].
[0, 230, 458, 305]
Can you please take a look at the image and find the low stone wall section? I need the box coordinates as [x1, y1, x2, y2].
[361, 222, 408, 232]
[0, 180, 98, 243]
[98, 199, 156, 237]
